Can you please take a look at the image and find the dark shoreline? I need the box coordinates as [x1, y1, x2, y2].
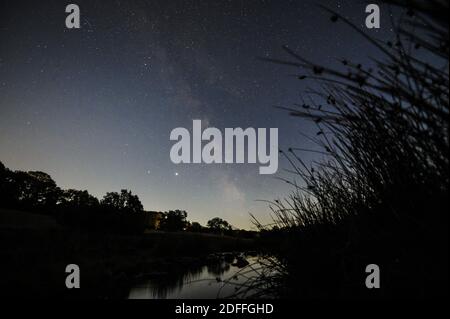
[0, 216, 258, 299]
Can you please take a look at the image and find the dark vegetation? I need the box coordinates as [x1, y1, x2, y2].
[0, 160, 253, 236]
[248, 0, 448, 299]
[0, 161, 256, 298]
[0, 161, 145, 234]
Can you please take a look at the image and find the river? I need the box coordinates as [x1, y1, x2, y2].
[128, 253, 277, 299]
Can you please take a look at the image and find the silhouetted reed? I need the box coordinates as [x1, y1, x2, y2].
[215, 254, 284, 299]
[256, 1, 448, 298]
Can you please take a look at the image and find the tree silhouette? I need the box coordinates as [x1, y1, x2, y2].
[100, 189, 143, 213]
[0, 163, 59, 211]
[58, 189, 99, 209]
[0, 161, 7, 198]
[0, 162, 150, 234]
[189, 221, 203, 233]
[207, 217, 232, 234]
[4, 170, 61, 212]
[159, 210, 188, 231]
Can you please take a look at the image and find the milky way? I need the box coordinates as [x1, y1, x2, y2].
[0, 0, 397, 228]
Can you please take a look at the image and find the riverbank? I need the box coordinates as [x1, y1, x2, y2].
[0, 209, 257, 299]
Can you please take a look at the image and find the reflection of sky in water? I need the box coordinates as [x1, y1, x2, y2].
[129, 256, 262, 299]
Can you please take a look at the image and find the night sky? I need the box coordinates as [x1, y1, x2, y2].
[0, 0, 395, 229]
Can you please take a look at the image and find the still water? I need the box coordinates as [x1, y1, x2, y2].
[129, 253, 274, 299]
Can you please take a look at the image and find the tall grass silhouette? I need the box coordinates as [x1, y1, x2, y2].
[254, 0, 448, 298]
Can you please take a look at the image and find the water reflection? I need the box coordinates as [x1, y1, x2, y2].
[129, 253, 266, 299]
[206, 260, 230, 277]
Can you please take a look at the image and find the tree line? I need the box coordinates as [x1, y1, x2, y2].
[0, 161, 254, 237]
